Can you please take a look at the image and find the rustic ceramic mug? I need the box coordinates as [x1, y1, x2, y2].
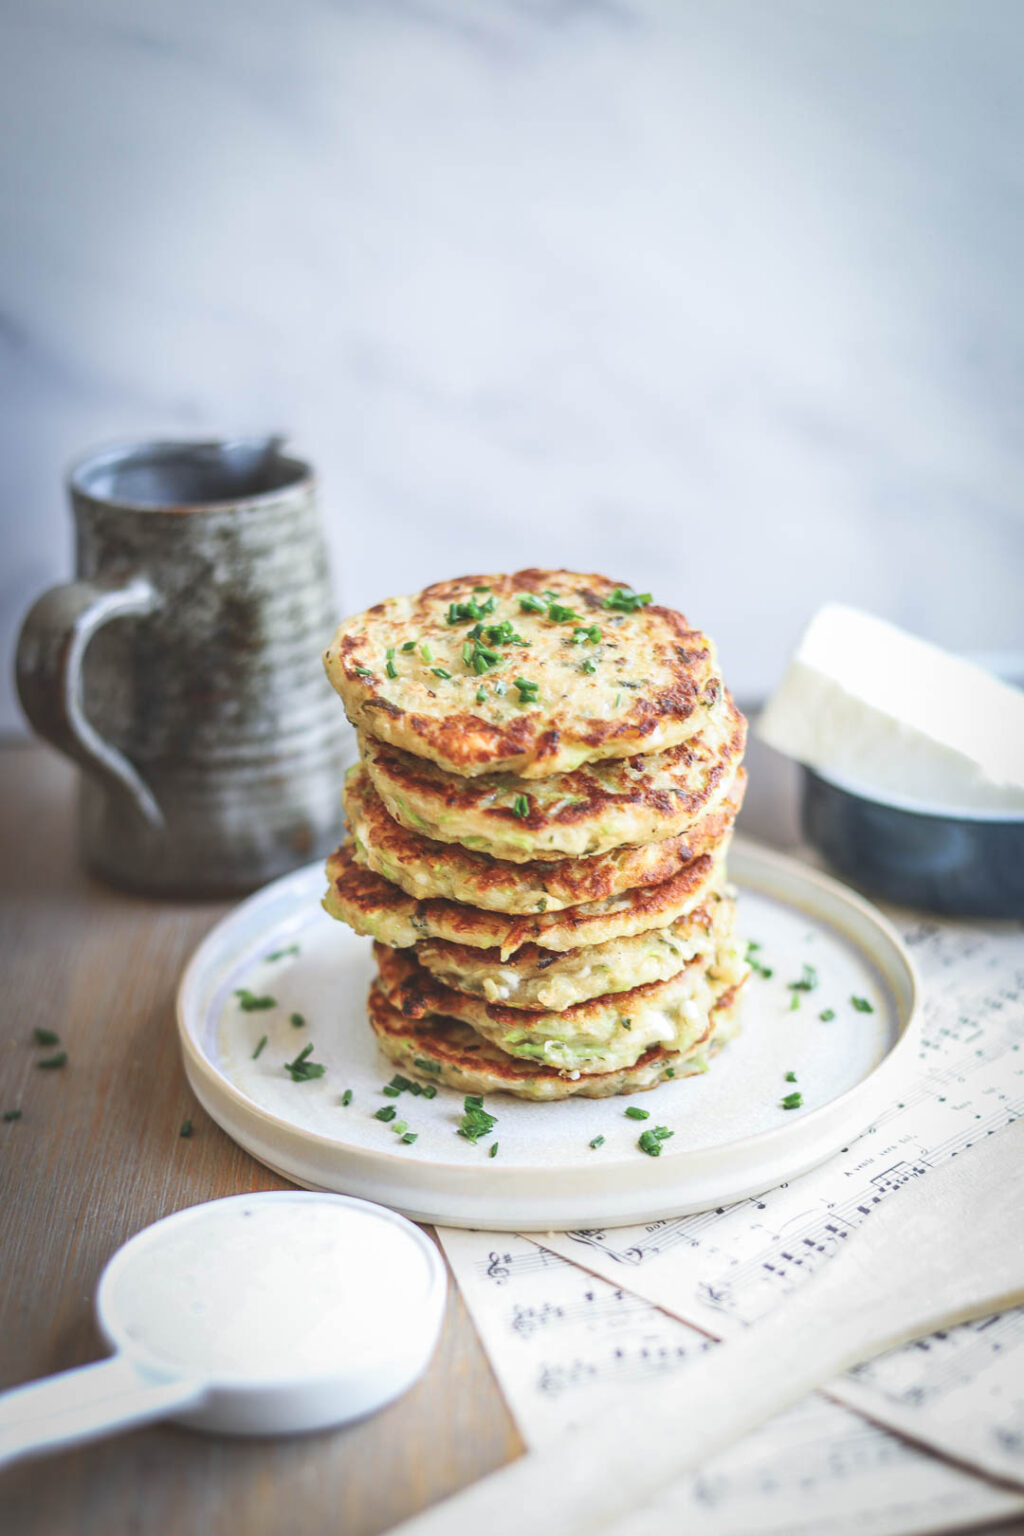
[16, 437, 348, 895]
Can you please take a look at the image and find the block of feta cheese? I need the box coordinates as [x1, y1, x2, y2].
[757, 605, 1024, 813]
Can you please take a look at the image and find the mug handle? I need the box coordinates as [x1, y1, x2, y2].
[16, 574, 164, 828]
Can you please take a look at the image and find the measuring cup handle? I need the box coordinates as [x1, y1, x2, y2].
[0, 1353, 204, 1467]
[15, 574, 164, 828]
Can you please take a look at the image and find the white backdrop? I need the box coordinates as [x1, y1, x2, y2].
[2, 0, 1023, 733]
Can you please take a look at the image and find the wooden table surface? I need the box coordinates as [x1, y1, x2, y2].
[2, 741, 1020, 1536]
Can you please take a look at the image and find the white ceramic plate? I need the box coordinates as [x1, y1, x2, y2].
[178, 839, 918, 1231]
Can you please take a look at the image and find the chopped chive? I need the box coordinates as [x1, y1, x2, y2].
[603, 588, 652, 613]
[266, 944, 300, 961]
[413, 1057, 441, 1075]
[382, 1085, 401, 1097]
[638, 1126, 674, 1156]
[475, 686, 487, 703]
[290, 1012, 305, 1029]
[420, 643, 433, 663]
[784, 1070, 797, 1082]
[851, 996, 874, 1013]
[393, 1120, 408, 1136]
[400, 1131, 418, 1144]
[462, 640, 474, 666]
[341, 1089, 353, 1106]
[179, 1118, 194, 1138]
[354, 666, 374, 679]
[513, 794, 530, 819]
[447, 596, 496, 625]
[252, 1034, 268, 1059]
[781, 1091, 804, 1110]
[37, 1052, 67, 1070]
[614, 692, 622, 708]
[788, 964, 819, 993]
[513, 677, 539, 703]
[375, 1105, 397, 1122]
[32, 1028, 60, 1047]
[582, 658, 597, 675]
[400, 639, 417, 652]
[284, 1042, 326, 1082]
[389, 1074, 414, 1092]
[234, 989, 276, 1012]
[625, 1106, 650, 1120]
[386, 659, 398, 679]
[494, 679, 506, 697]
[547, 602, 579, 624]
[665, 1067, 676, 1078]
[519, 593, 547, 614]
[489, 1142, 499, 1158]
[589, 1134, 605, 1149]
[789, 993, 800, 1011]
[431, 667, 452, 680]
[4, 1109, 23, 1122]
[819, 1008, 836, 1022]
[457, 1097, 497, 1143]
[421, 1083, 438, 1099]
[386, 646, 395, 659]
[473, 584, 490, 592]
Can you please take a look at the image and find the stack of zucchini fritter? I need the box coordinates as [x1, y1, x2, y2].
[321, 570, 748, 1101]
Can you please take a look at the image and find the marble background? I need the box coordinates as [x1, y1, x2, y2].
[2, 0, 1023, 735]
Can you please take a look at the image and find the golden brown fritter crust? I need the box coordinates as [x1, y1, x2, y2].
[323, 570, 722, 778]
[324, 841, 725, 958]
[345, 762, 745, 913]
[358, 694, 746, 861]
[366, 981, 744, 1100]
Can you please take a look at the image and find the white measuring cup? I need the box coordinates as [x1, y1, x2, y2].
[0, 1191, 447, 1466]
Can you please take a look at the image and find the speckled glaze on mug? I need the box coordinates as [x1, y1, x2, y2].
[16, 438, 348, 895]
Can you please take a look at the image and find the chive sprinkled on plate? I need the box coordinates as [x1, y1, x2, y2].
[37, 1052, 67, 1069]
[851, 996, 874, 1013]
[638, 1126, 673, 1156]
[284, 1043, 326, 1082]
[400, 1132, 418, 1144]
[4, 1109, 23, 1122]
[252, 1034, 268, 1059]
[789, 993, 800, 1011]
[32, 1027, 60, 1047]
[393, 1120, 408, 1136]
[235, 989, 276, 1012]
[589, 1135, 605, 1150]
[341, 1089, 353, 1106]
[513, 794, 530, 819]
[624, 1106, 649, 1120]
[290, 1012, 305, 1029]
[788, 963, 818, 993]
[457, 1096, 497, 1144]
[784, 1070, 797, 1082]
[489, 1142, 499, 1158]
[819, 1008, 836, 1022]
[179, 1118, 193, 1138]
[266, 944, 299, 961]
[781, 1091, 804, 1110]
[375, 1105, 397, 1122]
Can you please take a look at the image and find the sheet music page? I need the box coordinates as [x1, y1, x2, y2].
[438, 1227, 1024, 1536]
[534, 913, 1024, 1488]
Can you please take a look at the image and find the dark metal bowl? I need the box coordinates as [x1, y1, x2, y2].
[801, 769, 1024, 918]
